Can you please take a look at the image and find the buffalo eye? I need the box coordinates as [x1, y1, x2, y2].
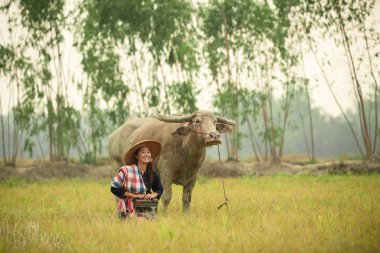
[195, 119, 201, 124]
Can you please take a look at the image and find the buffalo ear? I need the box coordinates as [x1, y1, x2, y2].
[172, 126, 192, 136]
[216, 123, 232, 133]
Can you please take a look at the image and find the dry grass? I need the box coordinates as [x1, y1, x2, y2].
[0, 175, 379, 253]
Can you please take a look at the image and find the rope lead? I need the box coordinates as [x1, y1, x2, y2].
[217, 144, 229, 210]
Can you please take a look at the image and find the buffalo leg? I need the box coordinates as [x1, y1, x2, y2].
[182, 179, 196, 213]
[158, 163, 173, 211]
[161, 182, 172, 211]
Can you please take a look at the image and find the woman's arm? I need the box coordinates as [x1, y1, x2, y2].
[110, 171, 126, 198]
[110, 186, 125, 198]
[111, 186, 146, 198]
[124, 191, 146, 198]
[111, 186, 145, 198]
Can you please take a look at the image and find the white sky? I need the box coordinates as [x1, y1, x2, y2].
[0, 0, 379, 117]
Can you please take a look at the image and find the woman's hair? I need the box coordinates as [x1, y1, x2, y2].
[146, 162, 155, 184]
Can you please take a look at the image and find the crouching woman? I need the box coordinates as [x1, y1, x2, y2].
[110, 140, 163, 219]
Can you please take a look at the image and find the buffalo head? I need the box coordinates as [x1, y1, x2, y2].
[153, 111, 236, 146]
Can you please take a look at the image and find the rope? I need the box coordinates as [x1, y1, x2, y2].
[217, 144, 229, 210]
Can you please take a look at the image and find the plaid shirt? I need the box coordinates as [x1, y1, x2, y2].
[111, 165, 146, 214]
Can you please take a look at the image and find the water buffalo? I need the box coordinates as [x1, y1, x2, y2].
[108, 111, 236, 212]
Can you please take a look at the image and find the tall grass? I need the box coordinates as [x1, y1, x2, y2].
[0, 175, 379, 253]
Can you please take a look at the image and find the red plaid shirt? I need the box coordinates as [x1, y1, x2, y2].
[112, 165, 146, 214]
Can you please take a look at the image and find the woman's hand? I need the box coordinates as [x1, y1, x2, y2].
[144, 193, 158, 199]
[134, 193, 146, 199]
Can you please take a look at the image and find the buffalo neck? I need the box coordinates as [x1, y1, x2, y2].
[184, 134, 207, 156]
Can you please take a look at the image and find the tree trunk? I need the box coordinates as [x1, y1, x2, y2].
[359, 0, 378, 153]
[305, 84, 315, 161]
[264, 58, 278, 162]
[297, 102, 311, 158]
[56, 95, 64, 160]
[47, 97, 55, 161]
[158, 61, 171, 114]
[260, 100, 270, 161]
[300, 47, 316, 161]
[214, 75, 233, 159]
[133, 51, 148, 116]
[278, 65, 295, 158]
[55, 26, 65, 160]
[36, 133, 46, 161]
[11, 118, 19, 166]
[335, 2, 372, 158]
[254, 59, 268, 161]
[0, 95, 8, 165]
[222, 1, 238, 161]
[246, 119, 260, 162]
[11, 49, 22, 167]
[305, 33, 365, 157]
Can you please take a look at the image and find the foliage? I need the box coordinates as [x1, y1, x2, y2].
[0, 0, 379, 162]
[168, 81, 199, 114]
[74, 0, 199, 160]
[0, 0, 83, 162]
[239, 88, 264, 124]
[200, 0, 304, 161]
[0, 45, 14, 72]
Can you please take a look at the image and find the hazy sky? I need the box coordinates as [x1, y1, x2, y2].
[1, 0, 379, 117]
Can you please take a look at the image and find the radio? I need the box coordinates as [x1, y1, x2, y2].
[133, 198, 158, 219]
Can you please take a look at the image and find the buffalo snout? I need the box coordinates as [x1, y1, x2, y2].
[204, 131, 222, 146]
[209, 131, 220, 139]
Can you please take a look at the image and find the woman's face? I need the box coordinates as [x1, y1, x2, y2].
[135, 146, 152, 164]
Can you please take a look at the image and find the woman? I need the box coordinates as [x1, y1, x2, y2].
[110, 140, 163, 218]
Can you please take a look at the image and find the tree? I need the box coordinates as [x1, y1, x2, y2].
[295, 0, 380, 159]
[0, 3, 43, 166]
[200, 0, 301, 162]
[76, 0, 199, 163]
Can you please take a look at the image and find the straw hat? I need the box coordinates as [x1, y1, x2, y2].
[124, 140, 161, 165]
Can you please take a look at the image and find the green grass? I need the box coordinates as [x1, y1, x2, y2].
[0, 175, 379, 253]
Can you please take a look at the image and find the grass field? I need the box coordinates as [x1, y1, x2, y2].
[0, 174, 379, 253]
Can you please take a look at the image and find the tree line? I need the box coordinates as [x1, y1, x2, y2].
[0, 0, 379, 166]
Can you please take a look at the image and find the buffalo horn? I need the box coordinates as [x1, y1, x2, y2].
[216, 116, 236, 125]
[153, 113, 193, 123]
